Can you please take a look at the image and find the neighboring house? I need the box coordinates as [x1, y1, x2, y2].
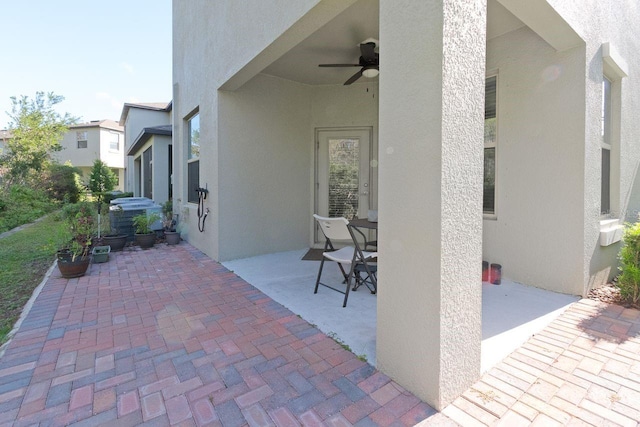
[119, 102, 172, 204]
[0, 129, 8, 154]
[171, 0, 640, 409]
[0, 130, 8, 179]
[56, 120, 125, 191]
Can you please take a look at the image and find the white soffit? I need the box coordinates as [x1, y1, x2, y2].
[602, 42, 628, 79]
[497, 0, 583, 51]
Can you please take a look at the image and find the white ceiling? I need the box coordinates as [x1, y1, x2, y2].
[261, 0, 524, 86]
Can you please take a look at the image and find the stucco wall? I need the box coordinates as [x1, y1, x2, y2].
[57, 126, 124, 190]
[482, 26, 585, 295]
[58, 127, 102, 168]
[123, 109, 170, 194]
[217, 75, 311, 260]
[213, 76, 381, 261]
[377, 0, 485, 410]
[485, 1, 640, 295]
[172, 0, 356, 260]
[129, 135, 171, 206]
[98, 128, 124, 169]
[553, 0, 640, 293]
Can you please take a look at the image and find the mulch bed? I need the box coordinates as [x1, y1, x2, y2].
[587, 281, 640, 309]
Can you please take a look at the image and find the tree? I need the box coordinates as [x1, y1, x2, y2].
[88, 159, 117, 196]
[43, 162, 84, 203]
[1, 92, 77, 186]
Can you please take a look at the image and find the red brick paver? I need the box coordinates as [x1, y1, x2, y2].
[0, 243, 435, 426]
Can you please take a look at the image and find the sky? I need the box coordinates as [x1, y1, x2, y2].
[0, 1, 172, 130]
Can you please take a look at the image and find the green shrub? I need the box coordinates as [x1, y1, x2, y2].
[132, 212, 161, 234]
[0, 184, 58, 233]
[103, 191, 133, 204]
[618, 221, 640, 305]
[88, 159, 117, 195]
[43, 163, 84, 203]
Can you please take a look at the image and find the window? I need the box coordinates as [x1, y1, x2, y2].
[76, 131, 88, 149]
[600, 42, 627, 218]
[484, 76, 497, 215]
[110, 133, 120, 151]
[601, 76, 612, 215]
[187, 112, 200, 203]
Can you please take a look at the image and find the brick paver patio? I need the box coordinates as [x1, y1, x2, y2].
[0, 243, 435, 426]
[1, 242, 639, 426]
[436, 299, 640, 426]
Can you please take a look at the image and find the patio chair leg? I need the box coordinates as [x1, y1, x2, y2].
[343, 263, 356, 308]
[343, 282, 351, 307]
[314, 258, 325, 294]
[337, 262, 349, 283]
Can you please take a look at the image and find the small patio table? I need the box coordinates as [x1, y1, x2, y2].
[347, 218, 378, 293]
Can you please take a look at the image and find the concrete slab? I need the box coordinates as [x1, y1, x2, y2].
[223, 249, 579, 370]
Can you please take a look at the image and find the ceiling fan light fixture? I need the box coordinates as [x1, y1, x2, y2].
[362, 68, 379, 78]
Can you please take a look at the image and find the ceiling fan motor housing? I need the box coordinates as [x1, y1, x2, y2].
[318, 39, 380, 85]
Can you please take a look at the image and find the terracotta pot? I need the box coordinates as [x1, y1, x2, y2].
[57, 251, 91, 278]
[135, 233, 156, 249]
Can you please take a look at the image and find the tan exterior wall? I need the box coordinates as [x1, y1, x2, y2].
[122, 109, 170, 194]
[56, 124, 125, 191]
[172, 0, 640, 410]
[172, 0, 356, 260]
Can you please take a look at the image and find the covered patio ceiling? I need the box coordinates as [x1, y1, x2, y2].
[261, 0, 525, 86]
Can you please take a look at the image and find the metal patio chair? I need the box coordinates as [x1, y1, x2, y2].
[313, 214, 378, 307]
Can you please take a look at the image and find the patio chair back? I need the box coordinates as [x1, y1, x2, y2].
[313, 214, 351, 241]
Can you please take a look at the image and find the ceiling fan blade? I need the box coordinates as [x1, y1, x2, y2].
[360, 42, 377, 63]
[319, 64, 361, 67]
[344, 69, 363, 85]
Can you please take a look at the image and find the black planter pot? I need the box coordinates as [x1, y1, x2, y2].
[57, 251, 91, 278]
[165, 231, 180, 245]
[103, 234, 128, 251]
[135, 233, 156, 249]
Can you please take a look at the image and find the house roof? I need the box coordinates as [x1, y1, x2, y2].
[1, 120, 123, 140]
[127, 124, 173, 156]
[119, 101, 172, 125]
[70, 119, 123, 132]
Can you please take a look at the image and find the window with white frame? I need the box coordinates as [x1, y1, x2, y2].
[76, 131, 88, 149]
[601, 76, 612, 215]
[484, 75, 497, 215]
[600, 42, 628, 219]
[109, 133, 120, 151]
[187, 111, 200, 204]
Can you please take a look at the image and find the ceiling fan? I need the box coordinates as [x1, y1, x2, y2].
[318, 38, 379, 85]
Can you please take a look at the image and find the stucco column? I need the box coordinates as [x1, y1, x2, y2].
[377, 0, 486, 410]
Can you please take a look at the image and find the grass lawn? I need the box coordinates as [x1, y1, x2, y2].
[0, 214, 68, 344]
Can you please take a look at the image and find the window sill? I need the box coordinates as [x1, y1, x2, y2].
[600, 218, 623, 246]
[483, 213, 497, 221]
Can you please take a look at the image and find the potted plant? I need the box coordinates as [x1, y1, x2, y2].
[91, 245, 111, 263]
[132, 211, 161, 249]
[57, 202, 95, 278]
[102, 204, 128, 251]
[162, 200, 180, 245]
